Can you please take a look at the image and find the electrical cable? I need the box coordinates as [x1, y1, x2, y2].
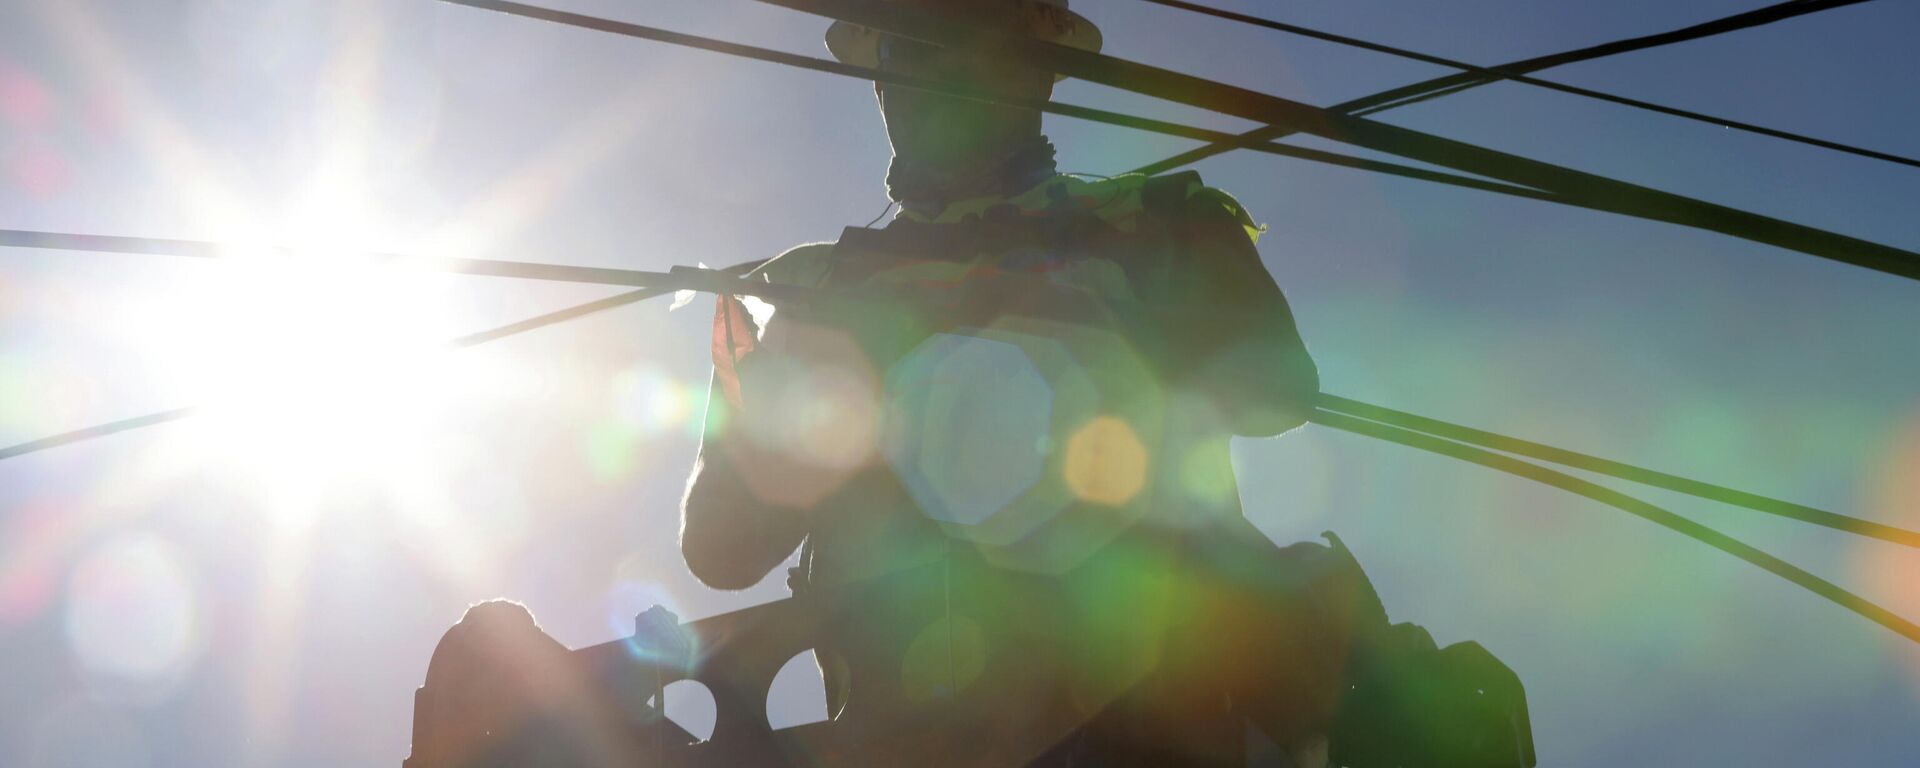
[1132, 0, 1874, 175]
[5, 1, 1910, 650]
[1134, 0, 1916, 170]
[8, 250, 1908, 562]
[0, 258, 768, 461]
[1317, 393, 1920, 548]
[16, 304, 1913, 651]
[458, 0, 1915, 281]
[413, 1, 1579, 205]
[1309, 408, 1920, 645]
[0, 229, 795, 294]
[3, 5, 1876, 461]
[11, 249, 1911, 653]
[737, 0, 1920, 281]
[0, 408, 197, 461]
[1356, 0, 1875, 115]
[5, 3, 1908, 548]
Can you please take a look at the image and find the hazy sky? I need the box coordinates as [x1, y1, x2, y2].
[3, 0, 1918, 765]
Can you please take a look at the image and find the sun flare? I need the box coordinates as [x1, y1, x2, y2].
[108, 195, 499, 518]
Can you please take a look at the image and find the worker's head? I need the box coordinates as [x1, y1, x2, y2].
[825, 0, 1100, 177]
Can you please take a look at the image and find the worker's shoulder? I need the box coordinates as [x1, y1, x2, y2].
[1072, 171, 1265, 246]
[749, 241, 837, 286]
[1141, 171, 1265, 245]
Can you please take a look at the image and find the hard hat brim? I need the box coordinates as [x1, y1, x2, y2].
[824, 4, 1102, 83]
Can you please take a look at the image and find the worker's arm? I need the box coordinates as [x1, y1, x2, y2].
[679, 246, 833, 591]
[1143, 190, 1319, 437]
[679, 380, 811, 591]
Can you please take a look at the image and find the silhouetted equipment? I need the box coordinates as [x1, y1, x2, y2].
[407, 539, 1535, 767]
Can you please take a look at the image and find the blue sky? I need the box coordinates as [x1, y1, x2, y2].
[2, 0, 1918, 765]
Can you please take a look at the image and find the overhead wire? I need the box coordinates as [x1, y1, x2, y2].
[0, 258, 768, 461]
[1311, 409, 1920, 645]
[2, 2, 1903, 539]
[5, 239, 1911, 548]
[0, 229, 791, 294]
[1353, 0, 1875, 116]
[410, 1, 1582, 206]
[10, 233, 1913, 548]
[4, 4, 1902, 505]
[447, 0, 1920, 643]
[0, 407, 197, 461]
[733, 0, 1917, 281]
[1317, 394, 1920, 548]
[1131, 0, 1879, 175]
[9, 233, 1913, 557]
[1, 0, 1910, 649]
[1132, 0, 1916, 171]
[8, 267, 1913, 644]
[6, 1, 1880, 465]
[11, 232, 1912, 549]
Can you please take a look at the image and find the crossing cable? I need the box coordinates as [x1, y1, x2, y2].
[736, 0, 1918, 281]
[7, 5, 1911, 520]
[6, 246, 1916, 551]
[5, 5, 1908, 522]
[1310, 408, 1920, 645]
[1317, 394, 1920, 548]
[6, 1, 1911, 624]
[1132, 0, 1878, 176]
[1134, 0, 1916, 171]
[1353, 0, 1874, 116]
[0, 7, 1902, 673]
[6, 263, 1913, 644]
[405, 2, 1575, 205]
[0, 407, 199, 461]
[440, 0, 1918, 282]
[0, 229, 793, 293]
[0, 259, 770, 461]
[8, 272, 1912, 645]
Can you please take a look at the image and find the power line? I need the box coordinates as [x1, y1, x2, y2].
[12, 239, 1911, 550]
[0, 408, 196, 460]
[10, 250, 1911, 647]
[1311, 408, 1920, 644]
[405, 1, 1574, 206]
[1355, 0, 1876, 115]
[0, 259, 769, 462]
[1134, 0, 1916, 170]
[11, 252, 1913, 647]
[12, 229, 1913, 550]
[1131, 0, 1874, 175]
[9, 2, 1907, 525]
[0, 38, 1655, 282]
[15, 1, 1909, 286]
[0, 229, 804, 296]
[10, 247, 1912, 556]
[5, 0, 1908, 644]
[438, 0, 1918, 282]
[12, 309, 1913, 648]
[629, 0, 1920, 633]
[737, 0, 1916, 281]
[1318, 394, 1920, 548]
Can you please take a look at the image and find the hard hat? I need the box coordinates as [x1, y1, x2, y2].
[825, 0, 1102, 82]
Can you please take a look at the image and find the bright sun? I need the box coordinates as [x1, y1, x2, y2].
[114, 196, 494, 518]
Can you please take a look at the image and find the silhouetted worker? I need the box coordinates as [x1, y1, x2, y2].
[679, 1, 1529, 766]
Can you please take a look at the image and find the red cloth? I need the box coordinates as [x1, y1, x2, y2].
[710, 295, 758, 411]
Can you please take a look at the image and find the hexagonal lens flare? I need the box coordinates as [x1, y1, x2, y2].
[880, 317, 1168, 573]
[882, 332, 1055, 529]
